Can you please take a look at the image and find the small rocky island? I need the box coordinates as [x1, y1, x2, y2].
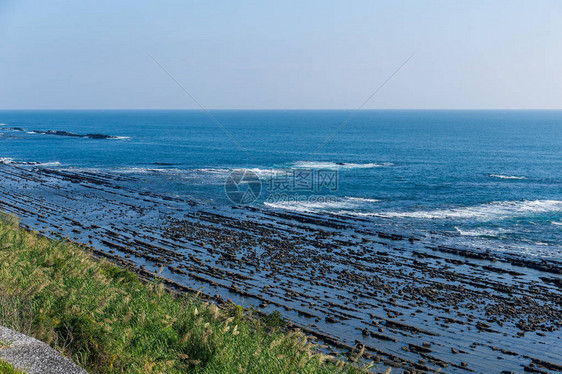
[31, 130, 118, 139]
[1, 126, 120, 139]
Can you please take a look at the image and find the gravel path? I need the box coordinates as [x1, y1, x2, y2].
[0, 326, 86, 374]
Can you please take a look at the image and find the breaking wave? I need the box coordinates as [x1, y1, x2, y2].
[291, 161, 393, 169]
[264, 196, 380, 213]
[344, 196, 381, 203]
[454, 227, 512, 237]
[34, 161, 62, 167]
[0, 158, 61, 167]
[374, 200, 562, 221]
[490, 174, 526, 180]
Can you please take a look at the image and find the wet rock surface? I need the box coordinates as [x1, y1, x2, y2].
[0, 163, 561, 373]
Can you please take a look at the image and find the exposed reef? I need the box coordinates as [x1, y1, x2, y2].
[0, 162, 560, 373]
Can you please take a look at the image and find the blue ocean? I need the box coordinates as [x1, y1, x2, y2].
[1, 109, 561, 260]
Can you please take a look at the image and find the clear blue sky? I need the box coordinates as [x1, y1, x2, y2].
[1, 0, 561, 109]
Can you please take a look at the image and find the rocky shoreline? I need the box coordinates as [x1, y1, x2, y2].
[0, 162, 560, 373]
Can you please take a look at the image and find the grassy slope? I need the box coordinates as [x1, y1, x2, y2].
[0, 215, 374, 373]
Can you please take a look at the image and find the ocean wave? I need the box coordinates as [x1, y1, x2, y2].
[188, 168, 282, 179]
[34, 161, 62, 167]
[115, 167, 290, 181]
[454, 227, 511, 237]
[240, 168, 291, 178]
[112, 136, 131, 140]
[291, 161, 393, 170]
[490, 174, 526, 180]
[115, 167, 182, 174]
[264, 196, 380, 213]
[0, 158, 62, 167]
[265, 200, 349, 213]
[344, 196, 381, 203]
[552, 221, 562, 226]
[374, 200, 562, 221]
[114, 164, 387, 180]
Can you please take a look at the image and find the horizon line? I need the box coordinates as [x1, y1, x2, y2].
[1, 108, 562, 111]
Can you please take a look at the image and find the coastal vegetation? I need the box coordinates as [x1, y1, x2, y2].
[0, 213, 372, 373]
[0, 359, 23, 374]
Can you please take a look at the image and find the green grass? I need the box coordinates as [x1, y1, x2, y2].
[0, 359, 24, 374]
[0, 214, 379, 373]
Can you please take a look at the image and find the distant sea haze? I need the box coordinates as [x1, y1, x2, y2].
[0, 109, 561, 259]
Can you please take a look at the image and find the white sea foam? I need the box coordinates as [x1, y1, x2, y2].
[291, 161, 393, 169]
[236, 168, 290, 178]
[116, 167, 182, 174]
[0, 123, 8, 126]
[113, 167, 278, 185]
[188, 168, 283, 180]
[490, 174, 526, 180]
[552, 221, 562, 226]
[374, 200, 562, 221]
[340, 211, 374, 217]
[115, 164, 387, 181]
[112, 136, 131, 140]
[134, 167, 288, 180]
[191, 168, 231, 175]
[264, 196, 380, 213]
[454, 227, 511, 237]
[34, 161, 62, 167]
[0, 158, 58, 166]
[344, 196, 380, 203]
[265, 199, 351, 213]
